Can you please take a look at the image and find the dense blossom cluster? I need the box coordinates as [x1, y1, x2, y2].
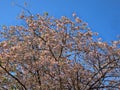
[0, 13, 120, 90]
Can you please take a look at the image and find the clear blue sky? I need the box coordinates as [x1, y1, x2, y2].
[0, 0, 120, 42]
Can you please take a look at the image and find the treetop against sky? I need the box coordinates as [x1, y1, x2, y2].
[0, 1, 120, 90]
[0, 0, 120, 41]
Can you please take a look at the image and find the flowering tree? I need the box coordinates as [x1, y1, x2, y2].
[0, 13, 120, 90]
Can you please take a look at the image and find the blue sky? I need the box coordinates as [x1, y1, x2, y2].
[0, 0, 120, 42]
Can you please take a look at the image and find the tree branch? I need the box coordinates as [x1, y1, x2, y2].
[0, 64, 27, 90]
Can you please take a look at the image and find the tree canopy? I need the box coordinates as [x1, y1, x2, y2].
[0, 13, 120, 90]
